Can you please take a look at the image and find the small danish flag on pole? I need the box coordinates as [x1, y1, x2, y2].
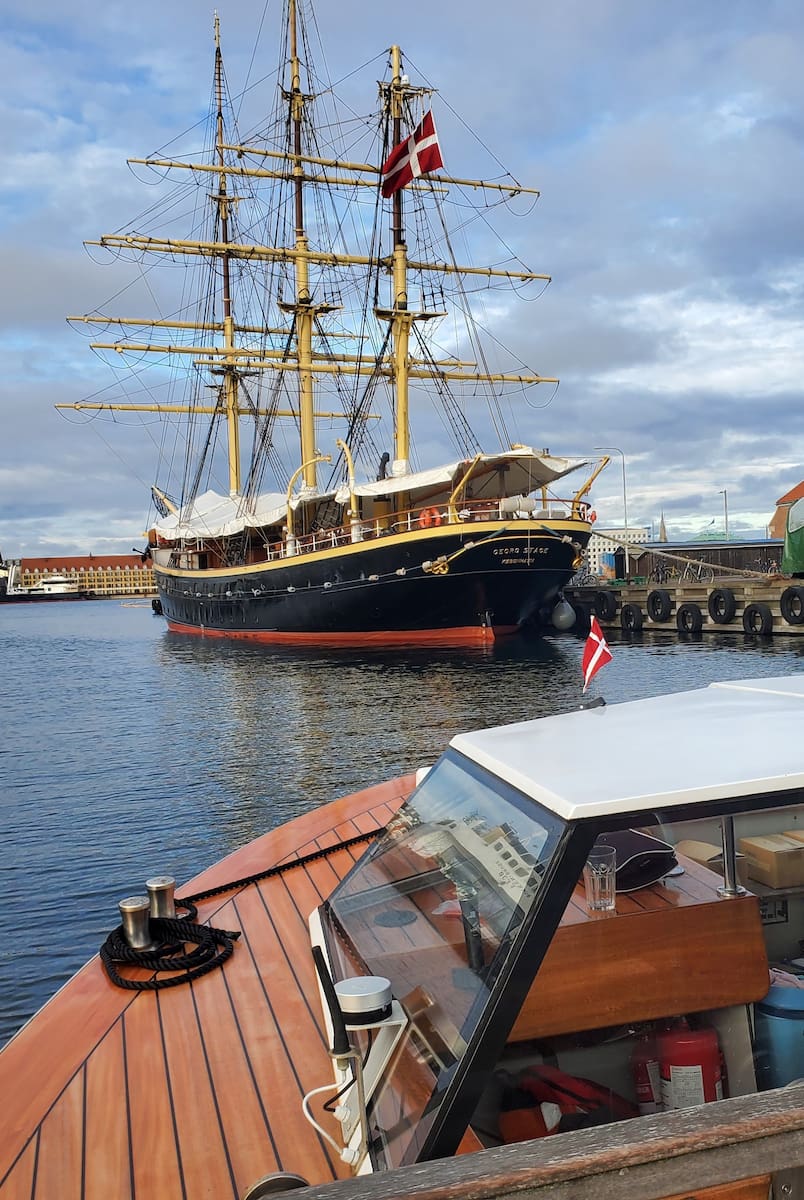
[582, 615, 613, 693]
[381, 110, 444, 197]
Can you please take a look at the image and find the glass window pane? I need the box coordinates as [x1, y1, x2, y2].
[321, 749, 566, 1170]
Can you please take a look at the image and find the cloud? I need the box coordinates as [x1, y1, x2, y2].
[1, 0, 803, 555]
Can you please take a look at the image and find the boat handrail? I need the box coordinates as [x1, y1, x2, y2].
[270, 497, 590, 560]
[170, 496, 591, 568]
[289, 1080, 804, 1200]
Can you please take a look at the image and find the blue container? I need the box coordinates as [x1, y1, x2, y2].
[754, 983, 804, 1089]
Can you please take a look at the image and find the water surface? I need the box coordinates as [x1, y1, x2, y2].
[2, 600, 802, 1045]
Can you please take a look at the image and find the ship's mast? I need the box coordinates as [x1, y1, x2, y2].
[213, 15, 242, 496]
[388, 46, 412, 475]
[286, 0, 319, 491]
[61, 21, 556, 498]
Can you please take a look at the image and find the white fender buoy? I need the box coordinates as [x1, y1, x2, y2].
[551, 596, 576, 630]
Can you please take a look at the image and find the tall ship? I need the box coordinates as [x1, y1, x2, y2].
[62, 4, 603, 644]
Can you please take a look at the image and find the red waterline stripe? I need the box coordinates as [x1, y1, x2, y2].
[164, 621, 519, 646]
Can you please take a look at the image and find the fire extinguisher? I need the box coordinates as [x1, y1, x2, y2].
[630, 1026, 662, 1114]
[658, 1023, 724, 1110]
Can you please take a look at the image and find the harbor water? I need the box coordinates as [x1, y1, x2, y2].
[2, 600, 803, 1047]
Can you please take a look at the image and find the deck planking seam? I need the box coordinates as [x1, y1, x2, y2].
[28, 1128, 40, 1200]
[0, 1137, 36, 1200]
[80, 1063, 87, 1200]
[234, 889, 341, 1180]
[154, 991, 194, 1200]
[183, 982, 241, 1200]
[248, 879, 335, 1059]
[213, 899, 284, 1172]
[0, 983, 144, 1189]
[120, 1014, 136, 1200]
[0, 1125, 37, 1197]
[0, 1010, 138, 1197]
[179, 923, 291, 1191]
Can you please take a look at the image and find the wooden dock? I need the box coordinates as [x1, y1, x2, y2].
[565, 577, 804, 637]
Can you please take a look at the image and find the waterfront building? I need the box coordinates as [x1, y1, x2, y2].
[769, 482, 804, 539]
[14, 554, 154, 597]
[586, 527, 650, 577]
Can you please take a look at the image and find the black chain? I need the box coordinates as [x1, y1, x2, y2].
[181, 827, 383, 906]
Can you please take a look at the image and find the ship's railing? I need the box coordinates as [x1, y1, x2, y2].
[264, 496, 591, 561]
[290, 1080, 804, 1200]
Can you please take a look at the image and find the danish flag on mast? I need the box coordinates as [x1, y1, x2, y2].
[381, 110, 444, 197]
[582, 616, 613, 693]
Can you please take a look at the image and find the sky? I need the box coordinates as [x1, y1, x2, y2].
[2, 0, 804, 557]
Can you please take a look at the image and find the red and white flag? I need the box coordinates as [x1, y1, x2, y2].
[582, 615, 613, 693]
[381, 110, 444, 197]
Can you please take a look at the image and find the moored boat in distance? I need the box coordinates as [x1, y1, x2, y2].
[59, 3, 605, 645]
[0, 560, 93, 603]
[2, 673, 803, 1199]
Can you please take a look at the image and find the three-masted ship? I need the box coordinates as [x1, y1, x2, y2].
[62, 3, 602, 644]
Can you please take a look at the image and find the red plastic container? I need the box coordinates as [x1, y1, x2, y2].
[658, 1026, 723, 1109]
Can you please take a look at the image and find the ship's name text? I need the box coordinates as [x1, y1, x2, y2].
[492, 545, 550, 563]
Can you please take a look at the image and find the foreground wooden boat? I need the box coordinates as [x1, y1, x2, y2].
[2, 676, 804, 1199]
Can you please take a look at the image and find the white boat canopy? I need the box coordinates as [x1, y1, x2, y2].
[451, 675, 804, 822]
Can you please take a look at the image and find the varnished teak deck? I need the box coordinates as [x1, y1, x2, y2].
[0, 777, 769, 1200]
[0, 776, 414, 1200]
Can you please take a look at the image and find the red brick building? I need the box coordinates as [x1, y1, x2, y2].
[18, 554, 155, 596]
[769, 482, 804, 539]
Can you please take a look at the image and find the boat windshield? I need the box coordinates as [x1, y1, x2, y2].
[321, 749, 566, 1170]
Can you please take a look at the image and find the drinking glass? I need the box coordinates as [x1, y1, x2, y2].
[583, 845, 617, 912]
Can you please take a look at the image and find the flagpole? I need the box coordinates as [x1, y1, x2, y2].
[594, 445, 629, 577]
[719, 488, 729, 540]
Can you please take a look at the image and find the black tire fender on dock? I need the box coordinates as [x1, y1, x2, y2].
[647, 589, 673, 622]
[594, 590, 618, 620]
[620, 602, 643, 632]
[780, 585, 804, 625]
[707, 587, 736, 624]
[676, 602, 703, 633]
[742, 602, 773, 635]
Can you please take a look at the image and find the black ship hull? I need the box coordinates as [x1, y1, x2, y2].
[154, 523, 588, 644]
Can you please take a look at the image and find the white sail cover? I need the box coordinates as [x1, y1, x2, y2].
[153, 451, 590, 540]
[334, 450, 590, 504]
[152, 489, 292, 540]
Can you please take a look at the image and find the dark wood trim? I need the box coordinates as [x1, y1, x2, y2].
[292, 1082, 804, 1200]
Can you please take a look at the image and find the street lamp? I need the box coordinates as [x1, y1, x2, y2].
[594, 446, 629, 576]
[719, 489, 729, 541]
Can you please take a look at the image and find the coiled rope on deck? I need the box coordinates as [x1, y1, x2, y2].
[100, 827, 384, 991]
[100, 912, 240, 991]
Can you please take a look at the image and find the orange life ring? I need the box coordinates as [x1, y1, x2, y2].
[588, 510, 597, 523]
[419, 507, 442, 529]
